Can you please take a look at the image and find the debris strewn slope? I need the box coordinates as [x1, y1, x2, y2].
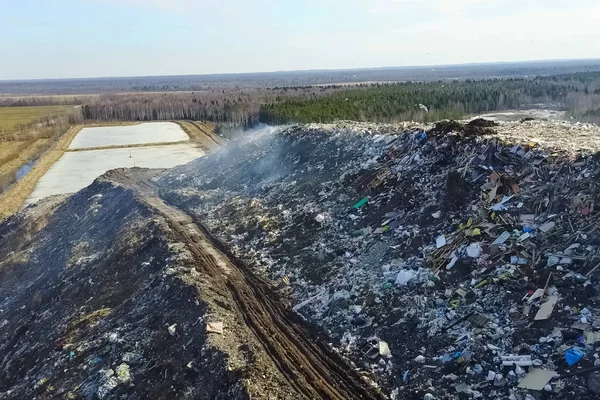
[159, 120, 600, 399]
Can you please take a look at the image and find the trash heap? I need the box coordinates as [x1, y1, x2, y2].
[160, 120, 600, 399]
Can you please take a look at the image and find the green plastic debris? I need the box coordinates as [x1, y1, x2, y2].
[353, 197, 369, 209]
[383, 282, 394, 290]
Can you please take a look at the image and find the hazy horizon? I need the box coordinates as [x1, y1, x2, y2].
[2, 0, 599, 80]
[2, 57, 600, 83]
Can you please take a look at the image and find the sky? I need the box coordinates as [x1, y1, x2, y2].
[1, 0, 599, 80]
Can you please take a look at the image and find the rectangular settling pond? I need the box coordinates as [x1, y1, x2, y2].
[68, 122, 190, 149]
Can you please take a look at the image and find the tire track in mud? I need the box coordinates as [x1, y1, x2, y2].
[106, 169, 384, 400]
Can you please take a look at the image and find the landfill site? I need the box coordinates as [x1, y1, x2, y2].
[3, 118, 600, 400]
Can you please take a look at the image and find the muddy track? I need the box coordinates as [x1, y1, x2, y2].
[105, 168, 384, 400]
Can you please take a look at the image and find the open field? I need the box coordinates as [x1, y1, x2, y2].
[0, 105, 75, 132]
[0, 141, 30, 166]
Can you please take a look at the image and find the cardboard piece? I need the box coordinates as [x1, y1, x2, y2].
[206, 321, 224, 334]
[586, 331, 600, 344]
[539, 221, 556, 233]
[534, 296, 559, 320]
[517, 368, 556, 390]
[528, 288, 545, 303]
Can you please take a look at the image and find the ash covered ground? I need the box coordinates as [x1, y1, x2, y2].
[0, 184, 247, 399]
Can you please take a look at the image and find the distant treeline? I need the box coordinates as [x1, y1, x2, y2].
[78, 88, 338, 128]
[259, 74, 600, 124]
[0, 96, 91, 108]
[2, 70, 600, 127]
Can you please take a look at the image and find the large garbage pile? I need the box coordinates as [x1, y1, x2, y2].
[160, 120, 600, 399]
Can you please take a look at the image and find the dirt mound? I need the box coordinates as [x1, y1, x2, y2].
[0, 183, 247, 399]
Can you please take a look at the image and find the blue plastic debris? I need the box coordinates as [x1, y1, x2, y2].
[510, 256, 528, 265]
[565, 348, 584, 366]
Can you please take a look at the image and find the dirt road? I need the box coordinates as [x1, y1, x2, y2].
[105, 168, 384, 400]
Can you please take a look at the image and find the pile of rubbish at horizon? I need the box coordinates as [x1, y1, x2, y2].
[160, 119, 600, 399]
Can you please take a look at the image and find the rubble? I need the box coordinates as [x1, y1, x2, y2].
[159, 119, 600, 399]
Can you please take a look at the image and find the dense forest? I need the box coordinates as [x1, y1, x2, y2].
[259, 74, 600, 124]
[76, 87, 341, 127]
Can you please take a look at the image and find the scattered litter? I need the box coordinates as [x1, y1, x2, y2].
[167, 324, 177, 336]
[517, 369, 557, 390]
[527, 288, 545, 303]
[467, 313, 489, 327]
[492, 231, 510, 245]
[466, 243, 482, 258]
[491, 195, 515, 211]
[155, 120, 600, 399]
[565, 348, 584, 366]
[395, 269, 418, 286]
[501, 355, 540, 367]
[589, 371, 600, 394]
[206, 321, 224, 334]
[585, 331, 600, 343]
[353, 197, 368, 209]
[534, 296, 559, 320]
[436, 235, 446, 249]
[379, 341, 391, 357]
[539, 221, 556, 233]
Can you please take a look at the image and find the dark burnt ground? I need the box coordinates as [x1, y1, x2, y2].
[0, 183, 243, 400]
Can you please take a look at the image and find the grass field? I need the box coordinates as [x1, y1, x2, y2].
[0, 125, 83, 220]
[0, 105, 75, 132]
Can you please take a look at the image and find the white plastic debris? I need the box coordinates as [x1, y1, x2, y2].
[315, 214, 326, 223]
[436, 235, 446, 249]
[395, 269, 418, 286]
[466, 243, 482, 258]
[515, 365, 525, 375]
[491, 195, 514, 211]
[167, 324, 177, 336]
[379, 341, 391, 357]
[446, 255, 459, 270]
